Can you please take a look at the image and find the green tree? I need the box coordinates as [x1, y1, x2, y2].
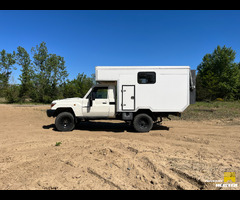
[31, 41, 49, 102]
[62, 73, 94, 98]
[45, 53, 68, 100]
[0, 50, 16, 96]
[197, 45, 240, 100]
[16, 46, 34, 102]
[31, 42, 68, 103]
[236, 63, 240, 100]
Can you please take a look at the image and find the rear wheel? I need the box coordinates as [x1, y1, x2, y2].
[133, 113, 153, 132]
[55, 112, 75, 131]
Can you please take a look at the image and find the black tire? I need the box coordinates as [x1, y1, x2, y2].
[55, 112, 75, 131]
[133, 113, 153, 132]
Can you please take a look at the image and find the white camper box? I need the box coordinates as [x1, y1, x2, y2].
[96, 66, 191, 113]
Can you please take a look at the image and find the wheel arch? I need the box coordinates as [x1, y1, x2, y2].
[55, 107, 76, 118]
[134, 109, 155, 121]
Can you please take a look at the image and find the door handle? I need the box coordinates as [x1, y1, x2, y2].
[102, 101, 107, 104]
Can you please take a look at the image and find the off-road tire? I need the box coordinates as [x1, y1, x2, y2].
[133, 113, 153, 132]
[55, 112, 75, 131]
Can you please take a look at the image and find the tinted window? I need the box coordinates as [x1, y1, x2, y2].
[138, 72, 156, 84]
[92, 87, 108, 99]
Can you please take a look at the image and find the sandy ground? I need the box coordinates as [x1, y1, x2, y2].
[0, 104, 240, 190]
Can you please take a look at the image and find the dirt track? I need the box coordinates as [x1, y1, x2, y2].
[0, 104, 239, 190]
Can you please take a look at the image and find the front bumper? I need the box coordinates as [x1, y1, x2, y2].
[46, 109, 55, 117]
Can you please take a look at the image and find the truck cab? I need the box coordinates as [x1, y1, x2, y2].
[82, 84, 116, 118]
[47, 84, 116, 131]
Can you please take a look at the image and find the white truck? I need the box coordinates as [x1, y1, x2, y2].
[47, 66, 196, 132]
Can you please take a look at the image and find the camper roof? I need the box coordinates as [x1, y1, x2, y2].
[95, 66, 190, 82]
[96, 66, 190, 70]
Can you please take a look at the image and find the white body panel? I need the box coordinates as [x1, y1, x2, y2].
[82, 98, 109, 117]
[51, 97, 83, 116]
[96, 66, 190, 113]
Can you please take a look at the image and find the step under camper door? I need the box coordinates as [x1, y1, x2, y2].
[122, 85, 135, 111]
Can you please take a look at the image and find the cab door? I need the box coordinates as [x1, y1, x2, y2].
[82, 87, 110, 117]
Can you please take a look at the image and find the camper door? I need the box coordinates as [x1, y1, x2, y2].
[122, 85, 135, 111]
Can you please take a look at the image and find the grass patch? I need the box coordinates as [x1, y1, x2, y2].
[55, 142, 62, 146]
[174, 101, 240, 121]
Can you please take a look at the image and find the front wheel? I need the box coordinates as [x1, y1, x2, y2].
[55, 112, 75, 131]
[133, 113, 153, 132]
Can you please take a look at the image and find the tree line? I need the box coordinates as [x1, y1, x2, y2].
[0, 42, 95, 103]
[1, 42, 240, 103]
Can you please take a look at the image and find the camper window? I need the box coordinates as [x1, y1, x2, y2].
[138, 72, 156, 84]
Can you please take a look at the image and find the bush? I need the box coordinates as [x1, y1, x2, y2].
[5, 84, 20, 103]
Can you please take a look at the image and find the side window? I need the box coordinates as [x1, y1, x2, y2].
[138, 72, 156, 84]
[92, 87, 108, 99]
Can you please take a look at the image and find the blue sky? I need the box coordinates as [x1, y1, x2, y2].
[1, 10, 240, 83]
